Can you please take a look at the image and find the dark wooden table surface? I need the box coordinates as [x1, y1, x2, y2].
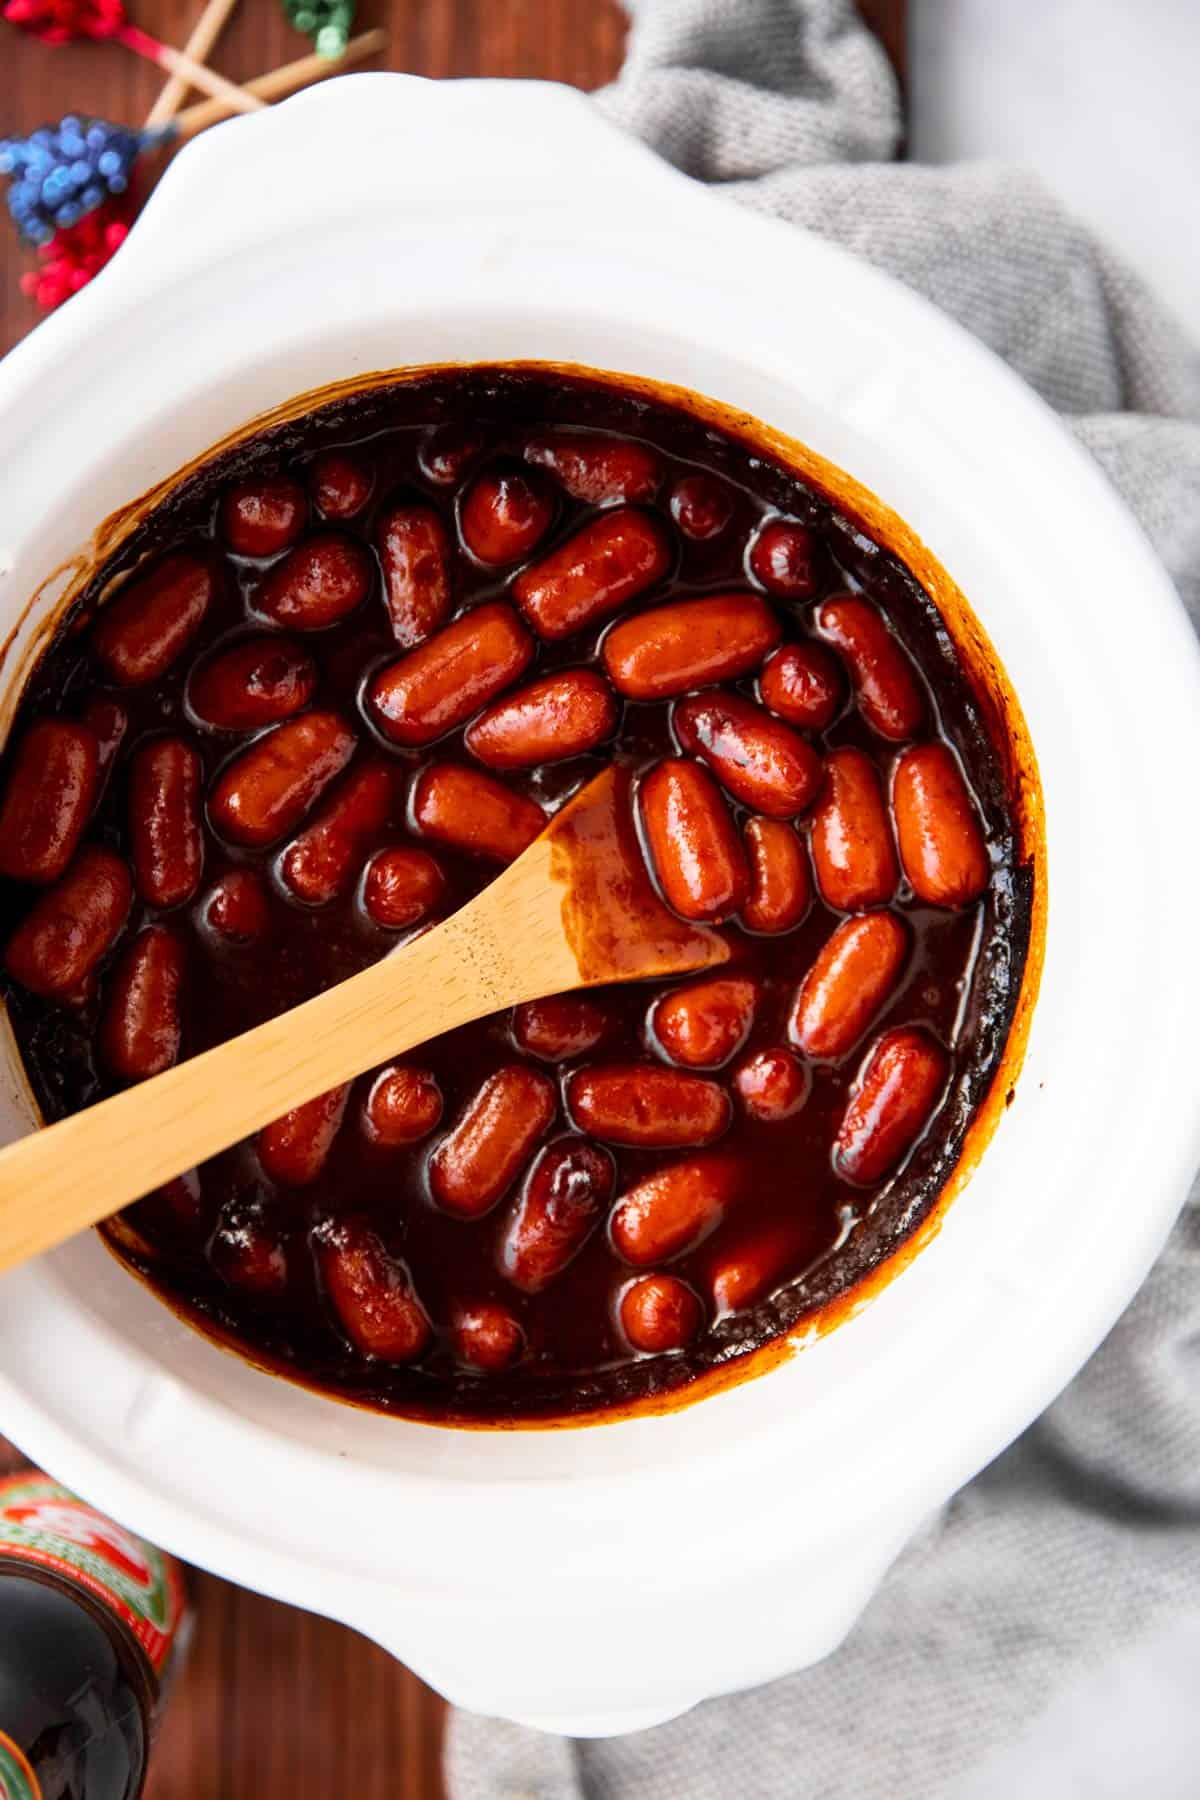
[0, 3, 902, 1793]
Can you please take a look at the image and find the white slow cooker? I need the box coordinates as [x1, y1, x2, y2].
[0, 75, 1197, 1736]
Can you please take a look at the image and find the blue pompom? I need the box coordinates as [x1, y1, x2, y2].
[0, 115, 158, 246]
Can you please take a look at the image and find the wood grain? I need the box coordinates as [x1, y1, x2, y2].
[0, 6, 904, 1797]
[146, 1573, 446, 1800]
[0, 0, 629, 352]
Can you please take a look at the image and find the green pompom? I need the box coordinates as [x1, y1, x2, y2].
[279, 0, 354, 57]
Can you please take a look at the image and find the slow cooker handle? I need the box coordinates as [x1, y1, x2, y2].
[107, 73, 712, 300]
[342, 1512, 922, 1736]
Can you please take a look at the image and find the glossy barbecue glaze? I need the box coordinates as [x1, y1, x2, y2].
[0, 369, 1031, 1423]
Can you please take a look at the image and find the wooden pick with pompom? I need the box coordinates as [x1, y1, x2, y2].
[4, 0, 264, 113]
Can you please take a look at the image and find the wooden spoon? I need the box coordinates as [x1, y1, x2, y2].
[0, 767, 729, 1275]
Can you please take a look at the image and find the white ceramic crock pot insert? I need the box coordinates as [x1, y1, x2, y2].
[0, 76, 1197, 1736]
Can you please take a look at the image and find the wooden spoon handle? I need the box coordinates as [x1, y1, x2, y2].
[0, 838, 575, 1275]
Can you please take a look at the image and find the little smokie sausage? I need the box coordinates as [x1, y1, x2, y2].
[834, 1028, 949, 1186]
[741, 816, 812, 934]
[219, 475, 307, 556]
[374, 501, 453, 648]
[451, 1302, 525, 1371]
[279, 757, 394, 906]
[92, 551, 217, 686]
[360, 846, 445, 929]
[511, 994, 610, 1062]
[0, 719, 99, 884]
[610, 1153, 742, 1266]
[410, 764, 546, 863]
[253, 534, 372, 631]
[602, 593, 781, 700]
[465, 670, 617, 769]
[637, 757, 749, 923]
[209, 711, 356, 848]
[501, 1136, 615, 1293]
[709, 1221, 803, 1311]
[459, 465, 555, 566]
[512, 507, 671, 640]
[129, 736, 204, 908]
[759, 641, 845, 731]
[567, 1063, 730, 1147]
[200, 867, 271, 944]
[669, 474, 734, 541]
[366, 601, 533, 747]
[732, 1047, 810, 1122]
[620, 1275, 703, 1352]
[429, 1065, 557, 1218]
[361, 1064, 443, 1147]
[673, 692, 821, 819]
[417, 427, 482, 487]
[4, 845, 132, 998]
[310, 450, 374, 521]
[209, 1197, 289, 1299]
[100, 925, 186, 1081]
[892, 742, 989, 907]
[748, 518, 828, 599]
[817, 594, 925, 742]
[187, 636, 316, 732]
[257, 1082, 351, 1186]
[790, 911, 909, 1060]
[314, 1219, 431, 1362]
[524, 431, 660, 505]
[651, 975, 757, 1069]
[810, 746, 898, 911]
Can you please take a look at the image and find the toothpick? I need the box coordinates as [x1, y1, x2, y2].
[145, 0, 243, 127]
[115, 22, 263, 113]
[174, 28, 386, 138]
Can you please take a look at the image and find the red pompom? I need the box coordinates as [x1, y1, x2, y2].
[20, 194, 134, 311]
[3, 0, 125, 42]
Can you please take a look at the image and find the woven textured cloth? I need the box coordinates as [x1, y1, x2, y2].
[447, 5, 1200, 1793]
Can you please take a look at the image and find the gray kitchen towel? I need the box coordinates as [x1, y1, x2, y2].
[446, 3, 1200, 1795]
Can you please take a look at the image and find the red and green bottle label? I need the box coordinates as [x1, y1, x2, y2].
[0, 1474, 186, 1677]
[0, 1729, 41, 1800]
